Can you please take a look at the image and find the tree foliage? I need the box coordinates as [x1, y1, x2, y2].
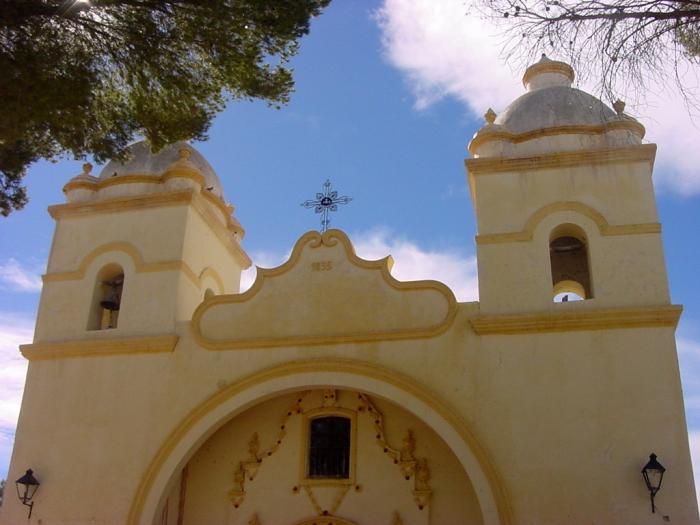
[0, 0, 330, 216]
[479, 0, 700, 103]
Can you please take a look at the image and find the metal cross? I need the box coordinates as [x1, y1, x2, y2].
[300, 179, 352, 232]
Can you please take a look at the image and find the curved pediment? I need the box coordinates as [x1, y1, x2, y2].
[192, 230, 457, 350]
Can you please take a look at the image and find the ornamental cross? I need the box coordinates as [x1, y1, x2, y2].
[300, 179, 352, 232]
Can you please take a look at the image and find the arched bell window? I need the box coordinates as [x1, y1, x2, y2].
[308, 416, 351, 479]
[87, 264, 124, 330]
[550, 224, 592, 302]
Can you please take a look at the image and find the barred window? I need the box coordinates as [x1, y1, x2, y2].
[308, 416, 350, 479]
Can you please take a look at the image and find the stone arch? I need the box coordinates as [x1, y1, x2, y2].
[127, 359, 512, 525]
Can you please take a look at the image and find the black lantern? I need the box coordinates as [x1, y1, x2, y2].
[15, 469, 40, 518]
[641, 453, 665, 513]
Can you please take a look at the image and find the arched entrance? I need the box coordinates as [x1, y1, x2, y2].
[127, 359, 512, 525]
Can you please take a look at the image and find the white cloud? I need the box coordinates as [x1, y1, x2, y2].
[352, 229, 479, 301]
[0, 312, 33, 477]
[0, 258, 43, 292]
[374, 0, 700, 195]
[242, 229, 478, 301]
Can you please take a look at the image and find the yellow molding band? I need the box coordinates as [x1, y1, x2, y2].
[20, 335, 178, 361]
[466, 144, 656, 174]
[475, 201, 661, 245]
[470, 304, 682, 335]
[468, 121, 646, 154]
[191, 230, 458, 350]
[42, 242, 200, 289]
[126, 358, 513, 525]
[48, 191, 251, 269]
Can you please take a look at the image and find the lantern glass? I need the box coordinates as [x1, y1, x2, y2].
[15, 469, 40, 503]
[642, 453, 665, 494]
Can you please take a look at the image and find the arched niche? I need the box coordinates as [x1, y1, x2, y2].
[549, 223, 592, 301]
[128, 361, 510, 525]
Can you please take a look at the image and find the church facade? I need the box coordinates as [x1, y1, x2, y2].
[2, 58, 697, 525]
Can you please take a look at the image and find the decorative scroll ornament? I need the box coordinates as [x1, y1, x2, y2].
[391, 511, 404, 525]
[248, 514, 261, 525]
[322, 388, 338, 407]
[229, 394, 307, 509]
[358, 394, 432, 510]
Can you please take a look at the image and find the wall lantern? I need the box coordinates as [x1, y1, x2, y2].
[641, 453, 665, 513]
[15, 469, 40, 518]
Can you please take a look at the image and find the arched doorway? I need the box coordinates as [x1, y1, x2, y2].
[127, 359, 511, 525]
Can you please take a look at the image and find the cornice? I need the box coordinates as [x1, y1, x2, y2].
[470, 304, 682, 335]
[466, 144, 656, 175]
[475, 201, 661, 245]
[48, 190, 251, 269]
[20, 334, 179, 361]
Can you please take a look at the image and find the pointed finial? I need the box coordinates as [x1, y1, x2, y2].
[613, 99, 626, 116]
[178, 147, 192, 160]
[82, 162, 93, 175]
[484, 108, 497, 124]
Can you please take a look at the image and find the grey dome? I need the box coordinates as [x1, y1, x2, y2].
[98, 140, 223, 197]
[495, 85, 617, 135]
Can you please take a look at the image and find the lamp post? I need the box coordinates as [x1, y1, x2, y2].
[15, 469, 40, 519]
[641, 453, 665, 513]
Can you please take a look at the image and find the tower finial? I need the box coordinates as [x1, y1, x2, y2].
[613, 99, 626, 116]
[484, 108, 497, 125]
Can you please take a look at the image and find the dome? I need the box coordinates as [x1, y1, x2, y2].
[496, 55, 617, 133]
[495, 86, 618, 134]
[469, 55, 644, 157]
[98, 140, 223, 197]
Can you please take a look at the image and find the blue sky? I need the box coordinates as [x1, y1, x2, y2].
[1, 0, 699, 500]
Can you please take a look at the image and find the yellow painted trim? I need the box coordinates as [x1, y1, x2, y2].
[42, 242, 223, 292]
[299, 407, 357, 487]
[42, 242, 198, 287]
[20, 335, 178, 361]
[522, 59, 575, 86]
[49, 190, 194, 219]
[470, 304, 682, 335]
[189, 193, 251, 268]
[466, 144, 656, 174]
[198, 267, 226, 294]
[468, 121, 646, 154]
[126, 358, 513, 525]
[191, 230, 457, 350]
[475, 201, 661, 245]
[292, 517, 357, 525]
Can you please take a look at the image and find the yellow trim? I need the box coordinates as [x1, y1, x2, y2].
[475, 201, 661, 245]
[466, 144, 656, 174]
[126, 358, 513, 525]
[292, 518, 356, 525]
[42, 242, 228, 292]
[20, 335, 178, 361]
[522, 59, 575, 87]
[198, 267, 226, 294]
[191, 230, 458, 350]
[468, 121, 646, 154]
[42, 242, 200, 288]
[470, 304, 682, 335]
[300, 407, 357, 487]
[49, 190, 194, 219]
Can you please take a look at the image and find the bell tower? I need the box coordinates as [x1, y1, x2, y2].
[32, 141, 251, 346]
[465, 56, 669, 315]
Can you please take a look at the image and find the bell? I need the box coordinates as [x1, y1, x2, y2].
[100, 284, 121, 311]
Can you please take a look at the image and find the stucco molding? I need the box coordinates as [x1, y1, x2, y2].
[475, 201, 661, 245]
[126, 358, 513, 525]
[20, 334, 179, 360]
[48, 190, 252, 268]
[466, 144, 656, 174]
[470, 304, 682, 335]
[42, 241, 202, 289]
[192, 230, 458, 350]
